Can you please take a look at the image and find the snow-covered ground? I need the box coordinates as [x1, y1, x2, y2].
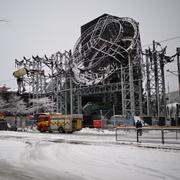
[0, 128, 180, 180]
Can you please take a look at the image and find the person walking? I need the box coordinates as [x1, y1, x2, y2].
[136, 120, 142, 136]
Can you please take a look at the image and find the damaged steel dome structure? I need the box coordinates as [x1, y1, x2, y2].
[71, 14, 143, 117]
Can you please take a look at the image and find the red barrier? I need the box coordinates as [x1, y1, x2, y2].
[93, 120, 103, 128]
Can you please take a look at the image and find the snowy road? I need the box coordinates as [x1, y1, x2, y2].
[0, 130, 180, 180]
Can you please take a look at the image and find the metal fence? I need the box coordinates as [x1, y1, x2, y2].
[115, 127, 180, 145]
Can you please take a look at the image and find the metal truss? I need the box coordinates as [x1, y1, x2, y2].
[14, 14, 144, 118]
[14, 56, 47, 97]
[145, 41, 175, 117]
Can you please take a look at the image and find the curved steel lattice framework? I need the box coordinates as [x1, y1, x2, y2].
[72, 15, 141, 86]
[72, 14, 143, 117]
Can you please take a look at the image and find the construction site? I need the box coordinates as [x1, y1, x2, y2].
[13, 14, 180, 127]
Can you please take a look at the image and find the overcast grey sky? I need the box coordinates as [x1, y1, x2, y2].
[0, 0, 180, 92]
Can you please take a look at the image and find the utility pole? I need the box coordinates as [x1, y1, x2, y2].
[176, 47, 180, 126]
[177, 47, 180, 103]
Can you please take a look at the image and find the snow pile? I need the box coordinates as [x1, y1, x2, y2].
[24, 126, 39, 132]
[76, 127, 115, 135]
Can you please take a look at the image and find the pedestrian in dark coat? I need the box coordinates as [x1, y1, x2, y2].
[136, 120, 142, 136]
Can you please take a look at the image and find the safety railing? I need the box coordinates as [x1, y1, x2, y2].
[115, 127, 180, 144]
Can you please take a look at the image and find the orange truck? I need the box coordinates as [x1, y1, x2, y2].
[36, 113, 83, 133]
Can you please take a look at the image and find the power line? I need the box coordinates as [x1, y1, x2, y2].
[142, 35, 180, 47]
[166, 69, 178, 77]
[159, 36, 180, 43]
[0, 19, 9, 22]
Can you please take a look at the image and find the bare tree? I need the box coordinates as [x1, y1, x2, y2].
[28, 97, 55, 114]
[6, 94, 28, 115]
[0, 96, 7, 112]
